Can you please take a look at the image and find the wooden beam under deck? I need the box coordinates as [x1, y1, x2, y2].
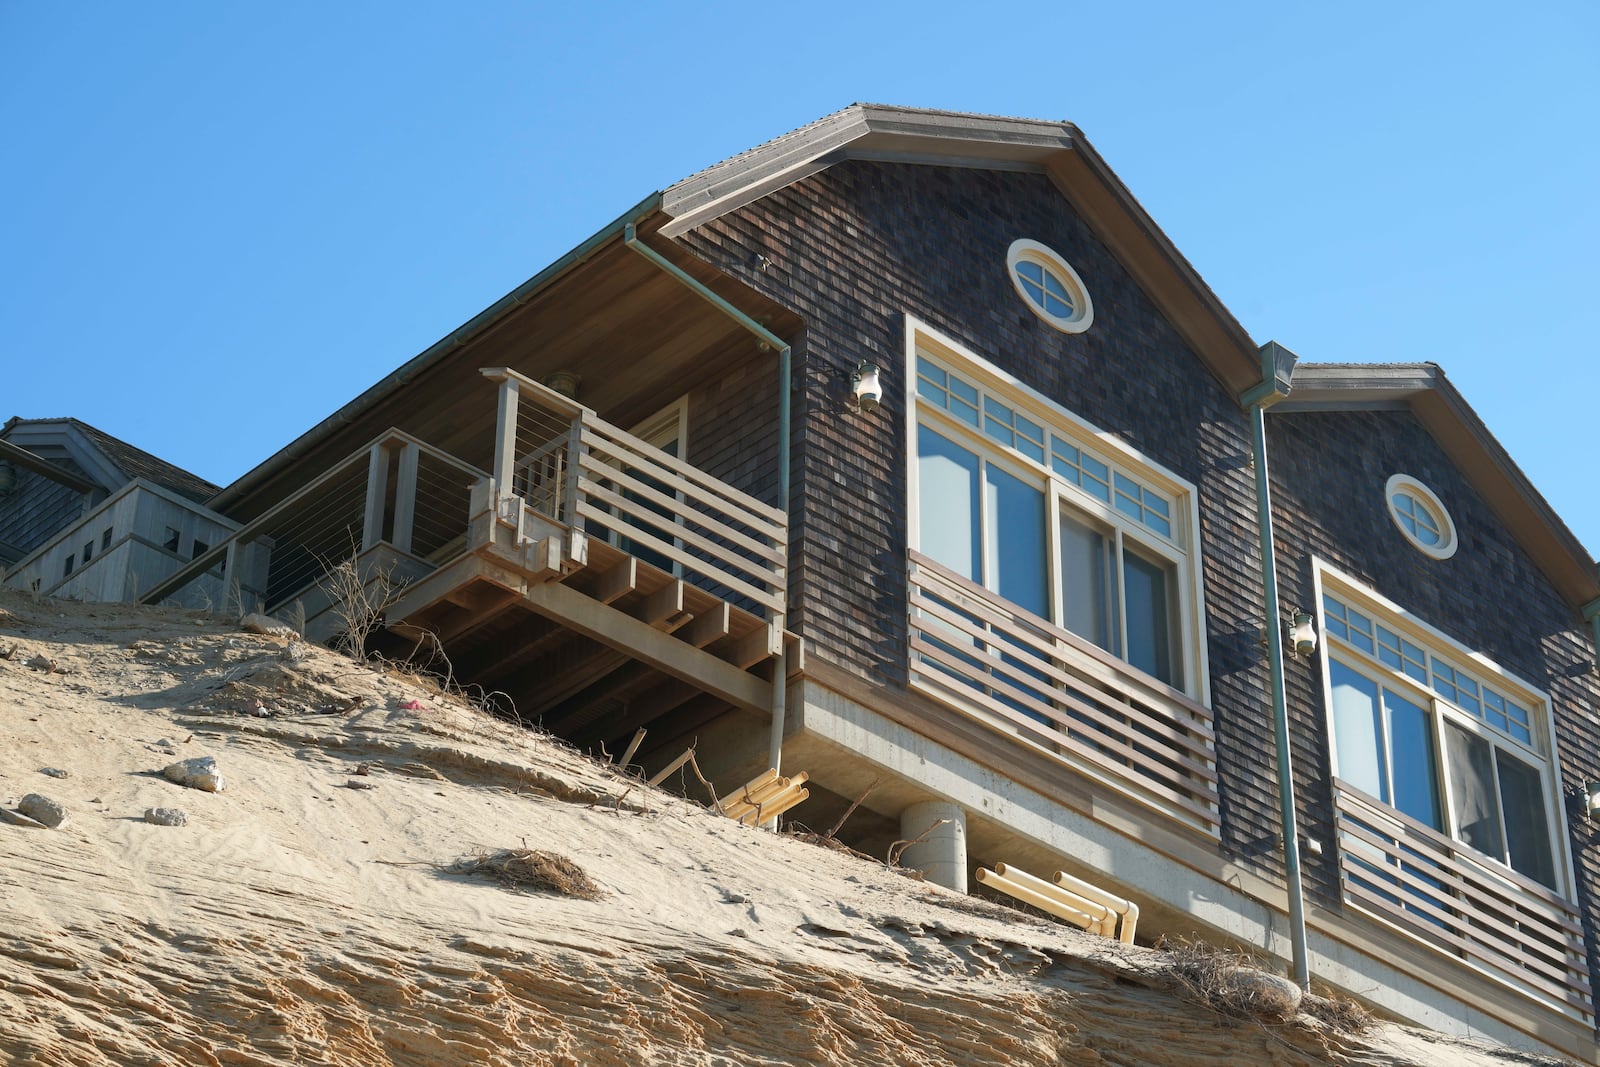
[517, 579, 772, 715]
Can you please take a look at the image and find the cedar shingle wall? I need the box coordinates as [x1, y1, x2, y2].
[674, 160, 1292, 883]
[1267, 408, 1600, 999]
[0, 466, 88, 565]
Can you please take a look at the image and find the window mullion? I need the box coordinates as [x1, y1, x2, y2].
[1048, 483, 1065, 630]
[1112, 527, 1128, 661]
[1433, 698, 1466, 847]
[1378, 688, 1397, 807]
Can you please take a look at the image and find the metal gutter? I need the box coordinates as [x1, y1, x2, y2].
[1240, 341, 1310, 990]
[209, 192, 664, 513]
[622, 222, 794, 776]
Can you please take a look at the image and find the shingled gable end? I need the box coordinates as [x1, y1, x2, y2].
[54, 105, 1597, 1060]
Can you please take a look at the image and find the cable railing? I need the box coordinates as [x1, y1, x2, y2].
[141, 431, 485, 621]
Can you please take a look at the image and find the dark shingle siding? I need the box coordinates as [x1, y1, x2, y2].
[0, 465, 87, 563]
[674, 158, 1284, 875]
[1268, 408, 1600, 999]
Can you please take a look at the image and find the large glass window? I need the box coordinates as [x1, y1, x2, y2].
[914, 349, 1194, 692]
[1322, 578, 1563, 893]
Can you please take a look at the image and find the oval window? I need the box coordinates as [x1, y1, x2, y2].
[1386, 474, 1457, 560]
[1007, 239, 1093, 333]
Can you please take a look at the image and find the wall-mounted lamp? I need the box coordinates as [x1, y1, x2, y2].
[1585, 781, 1600, 823]
[1289, 610, 1318, 658]
[542, 370, 581, 399]
[852, 360, 883, 414]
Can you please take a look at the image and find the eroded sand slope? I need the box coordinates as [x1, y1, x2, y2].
[0, 593, 1564, 1066]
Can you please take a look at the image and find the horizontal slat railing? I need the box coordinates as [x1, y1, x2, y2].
[907, 551, 1219, 833]
[484, 367, 786, 623]
[576, 422, 785, 617]
[1332, 781, 1592, 1022]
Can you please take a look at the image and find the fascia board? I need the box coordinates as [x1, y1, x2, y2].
[659, 105, 1076, 238]
[660, 105, 1264, 398]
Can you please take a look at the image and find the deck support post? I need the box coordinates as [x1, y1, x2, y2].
[362, 442, 389, 550]
[899, 801, 967, 892]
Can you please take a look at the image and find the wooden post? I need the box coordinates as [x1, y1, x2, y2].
[362, 443, 389, 550]
[560, 416, 583, 527]
[391, 441, 420, 554]
[494, 377, 520, 501]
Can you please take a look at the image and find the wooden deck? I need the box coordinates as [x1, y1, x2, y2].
[144, 369, 788, 758]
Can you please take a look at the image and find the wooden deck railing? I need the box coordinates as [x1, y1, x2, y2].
[907, 551, 1219, 834]
[141, 431, 485, 614]
[484, 368, 786, 622]
[1332, 781, 1592, 1023]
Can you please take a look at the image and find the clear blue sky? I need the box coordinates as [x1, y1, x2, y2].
[3, 3, 1596, 558]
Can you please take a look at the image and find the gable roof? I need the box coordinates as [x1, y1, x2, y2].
[0, 417, 219, 505]
[1277, 364, 1599, 610]
[660, 103, 1265, 397]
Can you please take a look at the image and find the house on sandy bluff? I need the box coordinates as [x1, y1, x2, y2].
[33, 105, 1600, 1060]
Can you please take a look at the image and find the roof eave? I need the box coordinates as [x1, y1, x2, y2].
[1281, 364, 1600, 609]
[210, 192, 664, 512]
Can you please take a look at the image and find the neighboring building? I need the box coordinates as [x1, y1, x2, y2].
[141, 107, 1600, 1060]
[1, 417, 233, 605]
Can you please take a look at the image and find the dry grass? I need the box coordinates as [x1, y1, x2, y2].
[1300, 988, 1372, 1035]
[1159, 938, 1304, 1023]
[450, 848, 603, 900]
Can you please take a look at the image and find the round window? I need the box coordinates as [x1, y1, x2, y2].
[1385, 474, 1457, 559]
[1006, 239, 1093, 333]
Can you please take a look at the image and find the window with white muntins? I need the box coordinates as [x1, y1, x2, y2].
[908, 322, 1203, 696]
[1319, 565, 1567, 893]
[1006, 239, 1093, 334]
[1386, 474, 1457, 559]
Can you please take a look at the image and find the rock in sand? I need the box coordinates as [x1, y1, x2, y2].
[18, 793, 69, 828]
[163, 756, 225, 793]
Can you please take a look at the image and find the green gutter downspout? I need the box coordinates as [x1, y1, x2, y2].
[622, 223, 794, 776]
[1239, 341, 1310, 990]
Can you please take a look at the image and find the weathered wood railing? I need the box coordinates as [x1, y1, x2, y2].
[484, 368, 786, 623]
[907, 551, 1219, 834]
[1333, 781, 1592, 1023]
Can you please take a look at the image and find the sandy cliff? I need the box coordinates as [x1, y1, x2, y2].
[0, 592, 1568, 1066]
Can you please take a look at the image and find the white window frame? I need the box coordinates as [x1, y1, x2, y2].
[1385, 473, 1457, 560]
[1313, 559, 1576, 900]
[904, 315, 1210, 703]
[1006, 239, 1094, 334]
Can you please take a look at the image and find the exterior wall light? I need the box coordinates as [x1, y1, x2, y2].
[852, 360, 883, 413]
[1586, 781, 1600, 823]
[1289, 610, 1318, 658]
[541, 370, 582, 399]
